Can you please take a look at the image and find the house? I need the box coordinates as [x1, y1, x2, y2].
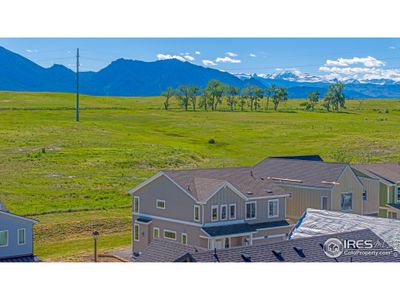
[0, 202, 39, 262]
[128, 167, 293, 254]
[252, 157, 379, 219]
[135, 229, 400, 262]
[353, 163, 400, 219]
[289, 208, 400, 252]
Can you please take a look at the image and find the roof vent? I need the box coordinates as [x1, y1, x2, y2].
[246, 191, 253, 195]
[293, 247, 305, 258]
[241, 254, 252, 262]
[260, 177, 264, 180]
[187, 185, 191, 191]
[272, 250, 284, 262]
[266, 189, 273, 193]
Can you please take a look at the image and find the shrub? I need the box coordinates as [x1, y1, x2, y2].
[208, 138, 216, 144]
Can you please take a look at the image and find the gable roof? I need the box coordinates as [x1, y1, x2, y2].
[163, 166, 288, 202]
[252, 158, 350, 188]
[0, 210, 38, 224]
[182, 229, 400, 262]
[289, 208, 400, 252]
[354, 163, 400, 184]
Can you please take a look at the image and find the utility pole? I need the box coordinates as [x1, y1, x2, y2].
[76, 48, 80, 122]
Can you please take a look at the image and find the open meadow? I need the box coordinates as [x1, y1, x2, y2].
[1, 91, 400, 261]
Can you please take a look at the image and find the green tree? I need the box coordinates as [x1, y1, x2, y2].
[242, 85, 262, 111]
[224, 85, 240, 111]
[161, 87, 175, 110]
[199, 89, 209, 111]
[306, 91, 320, 111]
[189, 85, 199, 111]
[239, 89, 248, 112]
[323, 82, 346, 112]
[253, 87, 264, 111]
[205, 80, 224, 111]
[273, 86, 288, 111]
[175, 85, 191, 111]
[265, 84, 277, 111]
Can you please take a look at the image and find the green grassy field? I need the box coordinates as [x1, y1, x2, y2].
[1, 91, 400, 261]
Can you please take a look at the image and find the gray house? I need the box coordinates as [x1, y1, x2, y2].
[129, 166, 293, 254]
[0, 202, 39, 262]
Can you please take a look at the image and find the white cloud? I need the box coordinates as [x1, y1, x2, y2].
[202, 59, 217, 66]
[156, 53, 191, 62]
[25, 49, 38, 53]
[226, 52, 238, 57]
[389, 46, 396, 50]
[249, 53, 256, 57]
[325, 56, 385, 67]
[319, 65, 400, 82]
[195, 51, 201, 55]
[183, 55, 195, 61]
[215, 56, 241, 63]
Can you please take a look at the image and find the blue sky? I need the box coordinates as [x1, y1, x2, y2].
[1, 38, 400, 81]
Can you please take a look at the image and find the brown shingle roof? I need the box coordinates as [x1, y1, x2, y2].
[355, 163, 400, 184]
[252, 158, 349, 188]
[164, 166, 288, 201]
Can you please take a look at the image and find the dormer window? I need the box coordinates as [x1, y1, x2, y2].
[156, 199, 166, 209]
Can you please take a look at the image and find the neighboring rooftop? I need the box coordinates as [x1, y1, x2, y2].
[354, 163, 400, 184]
[252, 158, 349, 188]
[164, 166, 288, 201]
[289, 208, 400, 252]
[135, 239, 200, 263]
[181, 229, 399, 262]
[270, 155, 323, 162]
[0, 255, 40, 263]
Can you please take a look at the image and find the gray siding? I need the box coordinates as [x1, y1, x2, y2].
[0, 213, 34, 259]
[133, 174, 201, 224]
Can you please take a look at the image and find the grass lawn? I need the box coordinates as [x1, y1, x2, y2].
[1, 91, 400, 261]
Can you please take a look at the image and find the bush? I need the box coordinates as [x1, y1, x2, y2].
[384, 108, 389, 114]
[208, 138, 216, 144]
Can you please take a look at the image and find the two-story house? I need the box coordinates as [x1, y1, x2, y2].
[0, 202, 39, 262]
[353, 163, 400, 219]
[128, 167, 293, 254]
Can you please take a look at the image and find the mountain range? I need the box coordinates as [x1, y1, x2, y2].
[1, 46, 400, 98]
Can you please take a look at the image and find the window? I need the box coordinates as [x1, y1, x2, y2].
[268, 199, 279, 218]
[246, 202, 256, 220]
[397, 187, 400, 202]
[229, 204, 236, 220]
[156, 199, 166, 209]
[164, 230, 176, 240]
[341, 193, 353, 211]
[211, 205, 219, 222]
[153, 227, 160, 239]
[181, 233, 188, 245]
[133, 196, 140, 213]
[0, 230, 8, 247]
[17, 228, 26, 245]
[321, 196, 329, 210]
[194, 205, 200, 222]
[224, 237, 230, 249]
[134, 224, 140, 241]
[220, 205, 227, 221]
[363, 190, 368, 202]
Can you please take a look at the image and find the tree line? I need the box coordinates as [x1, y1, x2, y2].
[162, 80, 346, 112]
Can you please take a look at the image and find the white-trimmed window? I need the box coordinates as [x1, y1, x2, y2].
[194, 205, 200, 222]
[153, 227, 160, 239]
[134, 223, 140, 241]
[268, 199, 279, 218]
[0, 230, 8, 247]
[17, 228, 26, 245]
[363, 190, 368, 202]
[321, 196, 329, 210]
[181, 233, 188, 245]
[220, 205, 227, 221]
[211, 205, 219, 222]
[397, 186, 400, 202]
[164, 230, 176, 240]
[133, 196, 140, 213]
[229, 204, 236, 220]
[341, 192, 353, 211]
[245, 202, 256, 220]
[156, 199, 166, 209]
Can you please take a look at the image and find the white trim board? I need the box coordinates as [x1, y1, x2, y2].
[0, 210, 38, 224]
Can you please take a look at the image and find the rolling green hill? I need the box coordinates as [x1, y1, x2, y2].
[1, 91, 400, 261]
